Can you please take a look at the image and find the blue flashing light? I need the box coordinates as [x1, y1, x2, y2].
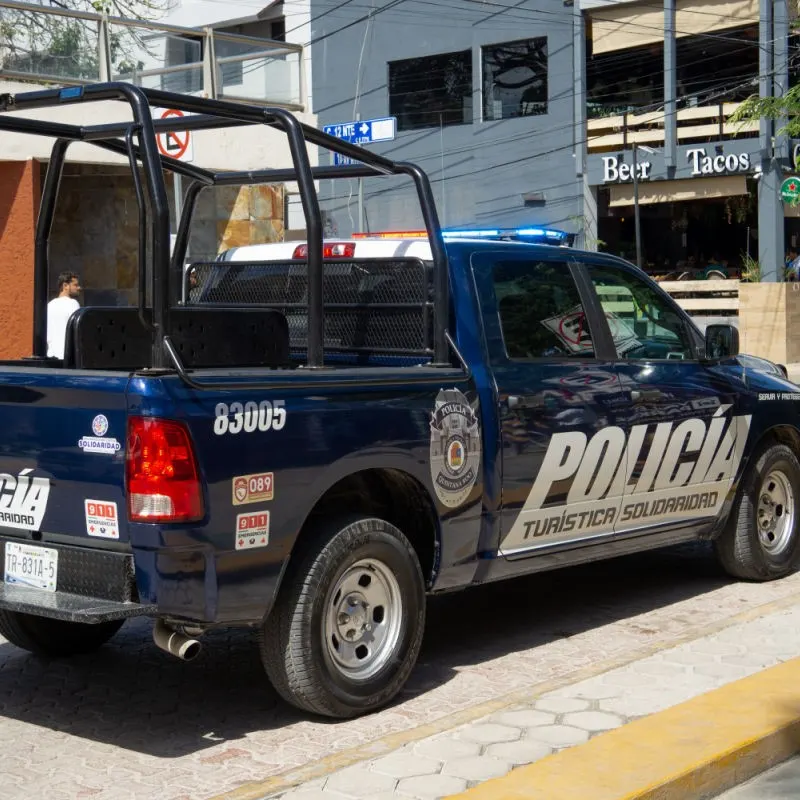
[516, 228, 546, 237]
[441, 226, 570, 243]
[442, 229, 500, 238]
[59, 87, 83, 101]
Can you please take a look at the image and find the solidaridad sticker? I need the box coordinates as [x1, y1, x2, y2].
[79, 413, 121, 454]
[429, 388, 481, 508]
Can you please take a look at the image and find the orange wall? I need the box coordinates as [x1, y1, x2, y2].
[0, 160, 39, 359]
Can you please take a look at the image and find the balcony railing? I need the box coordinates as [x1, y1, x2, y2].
[0, 0, 304, 109]
[587, 102, 759, 152]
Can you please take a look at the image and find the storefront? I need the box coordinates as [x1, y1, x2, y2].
[584, 139, 785, 278]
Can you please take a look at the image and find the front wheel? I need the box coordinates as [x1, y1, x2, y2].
[0, 611, 124, 657]
[715, 442, 800, 580]
[260, 516, 426, 718]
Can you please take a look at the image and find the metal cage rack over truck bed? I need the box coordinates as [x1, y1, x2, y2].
[0, 82, 454, 386]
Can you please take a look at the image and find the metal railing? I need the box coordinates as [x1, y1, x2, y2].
[0, 0, 304, 108]
[587, 101, 759, 152]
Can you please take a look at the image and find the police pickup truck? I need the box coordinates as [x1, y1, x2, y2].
[0, 83, 798, 720]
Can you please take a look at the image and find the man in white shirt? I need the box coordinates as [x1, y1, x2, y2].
[47, 271, 82, 359]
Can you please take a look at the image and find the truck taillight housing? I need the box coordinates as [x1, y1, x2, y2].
[126, 417, 204, 523]
[292, 242, 356, 259]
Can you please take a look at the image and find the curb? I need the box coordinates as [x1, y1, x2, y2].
[445, 656, 800, 800]
[206, 592, 800, 800]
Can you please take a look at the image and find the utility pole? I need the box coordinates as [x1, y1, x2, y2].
[356, 111, 365, 232]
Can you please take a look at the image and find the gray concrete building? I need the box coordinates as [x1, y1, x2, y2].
[309, 0, 586, 241]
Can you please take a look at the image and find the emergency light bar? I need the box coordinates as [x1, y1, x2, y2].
[352, 227, 571, 244]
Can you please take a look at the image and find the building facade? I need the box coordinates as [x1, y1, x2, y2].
[0, 0, 313, 357]
[308, 0, 586, 240]
[580, 0, 797, 281]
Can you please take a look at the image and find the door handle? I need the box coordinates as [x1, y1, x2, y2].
[631, 389, 664, 403]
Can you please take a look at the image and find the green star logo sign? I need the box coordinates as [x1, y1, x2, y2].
[781, 176, 800, 205]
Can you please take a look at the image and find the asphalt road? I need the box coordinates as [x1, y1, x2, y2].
[2, 542, 800, 800]
[715, 757, 800, 799]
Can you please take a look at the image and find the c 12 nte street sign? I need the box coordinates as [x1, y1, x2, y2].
[322, 117, 397, 167]
[781, 176, 800, 206]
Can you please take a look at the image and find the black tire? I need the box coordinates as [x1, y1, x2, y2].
[260, 516, 426, 719]
[0, 611, 124, 657]
[715, 442, 800, 580]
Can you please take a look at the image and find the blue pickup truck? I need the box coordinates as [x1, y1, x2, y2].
[0, 83, 799, 720]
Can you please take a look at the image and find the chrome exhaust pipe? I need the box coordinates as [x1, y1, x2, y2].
[153, 619, 202, 661]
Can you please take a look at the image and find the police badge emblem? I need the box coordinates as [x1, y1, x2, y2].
[429, 388, 481, 508]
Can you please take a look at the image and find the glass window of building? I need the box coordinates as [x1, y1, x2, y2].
[482, 37, 548, 121]
[586, 24, 758, 120]
[388, 50, 473, 132]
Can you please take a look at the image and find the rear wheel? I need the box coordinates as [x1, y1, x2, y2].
[715, 443, 800, 580]
[261, 516, 426, 718]
[0, 611, 124, 657]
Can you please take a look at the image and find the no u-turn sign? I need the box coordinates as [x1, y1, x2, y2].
[155, 107, 194, 163]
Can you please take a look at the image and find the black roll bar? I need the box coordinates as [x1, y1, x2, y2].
[171, 180, 205, 307]
[0, 82, 452, 379]
[124, 125, 156, 335]
[92, 137, 216, 185]
[33, 138, 70, 358]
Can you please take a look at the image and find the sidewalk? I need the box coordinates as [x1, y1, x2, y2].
[212, 593, 800, 800]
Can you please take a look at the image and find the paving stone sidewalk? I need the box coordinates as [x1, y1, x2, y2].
[268, 602, 800, 800]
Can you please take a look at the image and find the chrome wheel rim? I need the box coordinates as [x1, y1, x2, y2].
[757, 469, 795, 556]
[323, 558, 403, 682]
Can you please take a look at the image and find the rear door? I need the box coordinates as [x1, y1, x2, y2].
[470, 251, 628, 558]
[579, 260, 751, 537]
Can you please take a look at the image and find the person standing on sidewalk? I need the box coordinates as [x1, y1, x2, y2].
[47, 270, 82, 359]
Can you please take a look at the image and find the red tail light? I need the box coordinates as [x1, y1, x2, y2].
[292, 242, 356, 259]
[126, 417, 204, 523]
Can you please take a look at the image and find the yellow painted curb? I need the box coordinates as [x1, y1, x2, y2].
[206, 592, 800, 800]
[446, 656, 800, 800]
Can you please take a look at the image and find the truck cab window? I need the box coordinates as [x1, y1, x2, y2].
[587, 265, 695, 361]
[492, 260, 595, 359]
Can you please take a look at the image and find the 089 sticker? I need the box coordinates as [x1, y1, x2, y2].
[430, 388, 481, 509]
[233, 472, 274, 506]
[214, 400, 286, 436]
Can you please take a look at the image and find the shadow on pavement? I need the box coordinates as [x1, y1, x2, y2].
[0, 542, 730, 757]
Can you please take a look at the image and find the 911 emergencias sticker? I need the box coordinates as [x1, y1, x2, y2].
[235, 511, 270, 550]
[232, 472, 274, 506]
[84, 500, 120, 539]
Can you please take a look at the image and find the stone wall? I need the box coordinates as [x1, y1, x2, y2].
[49, 166, 150, 307]
[189, 183, 285, 262]
[49, 167, 286, 305]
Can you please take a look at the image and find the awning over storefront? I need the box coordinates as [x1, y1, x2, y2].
[608, 175, 749, 207]
[590, 0, 759, 55]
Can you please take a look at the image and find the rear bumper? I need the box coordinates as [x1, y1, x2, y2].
[0, 537, 156, 623]
[0, 583, 157, 622]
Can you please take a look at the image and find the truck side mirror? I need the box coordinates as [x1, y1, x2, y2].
[705, 324, 739, 360]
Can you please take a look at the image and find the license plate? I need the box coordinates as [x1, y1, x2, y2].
[4, 542, 58, 592]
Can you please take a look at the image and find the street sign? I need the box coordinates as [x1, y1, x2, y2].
[155, 108, 194, 163]
[322, 117, 396, 145]
[781, 176, 800, 205]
